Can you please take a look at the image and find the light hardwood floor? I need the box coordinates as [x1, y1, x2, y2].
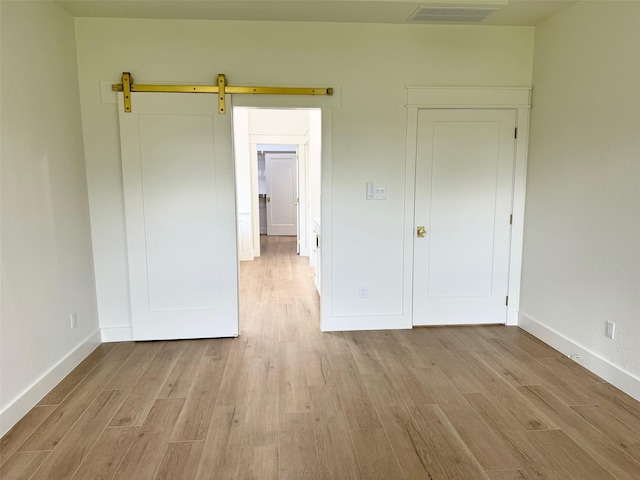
[2, 235, 640, 479]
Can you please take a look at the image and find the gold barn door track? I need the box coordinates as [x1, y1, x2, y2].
[112, 72, 333, 114]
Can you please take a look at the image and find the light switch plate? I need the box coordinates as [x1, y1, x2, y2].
[374, 187, 386, 200]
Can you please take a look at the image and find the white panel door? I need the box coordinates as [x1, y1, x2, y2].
[266, 153, 297, 236]
[414, 109, 516, 325]
[119, 92, 238, 340]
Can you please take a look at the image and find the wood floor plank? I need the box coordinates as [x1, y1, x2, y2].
[367, 332, 437, 406]
[38, 344, 115, 406]
[238, 445, 279, 480]
[463, 391, 572, 480]
[489, 338, 593, 406]
[527, 429, 615, 480]
[112, 398, 185, 480]
[106, 341, 164, 390]
[0, 405, 56, 465]
[18, 360, 123, 452]
[302, 340, 335, 387]
[309, 384, 362, 479]
[509, 329, 561, 359]
[277, 292, 298, 345]
[463, 352, 558, 431]
[586, 382, 640, 430]
[344, 332, 386, 375]
[101, 341, 137, 362]
[242, 356, 280, 448]
[331, 367, 381, 430]
[535, 356, 605, 404]
[172, 339, 232, 441]
[157, 340, 208, 399]
[351, 428, 404, 480]
[391, 329, 439, 369]
[571, 403, 640, 463]
[473, 346, 541, 389]
[0, 451, 50, 480]
[410, 404, 491, 480]
[70, 426, 139, 480]
[487, 469, 534, 480]
[516, 384, 640, 480]
[154, 441, 204, 480]
[278, 413, 323, 480]
[323, 332, 359, 373]
[414, 367, 520, 471]
[110, 342, 181, 427]
[196, 405, 246, 480]
[294, 296, 320, 342]
[367, 330, 425, 375]
[256, 299, 280, 358]
[279, 342, 312, 414]
[362, 373, 448, 480]
[422, 338, 489, 394]
[30, 389, 129, 480]
[215, 336, 256, 407]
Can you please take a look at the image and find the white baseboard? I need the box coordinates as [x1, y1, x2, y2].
[321, 314, 412, 332]
[518, 312, 640, 402]
[100, 325, 133, 342]
[0, 329, 102, 437]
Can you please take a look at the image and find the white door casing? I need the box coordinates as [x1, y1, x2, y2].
[118, 92, 239, 340]
[296, 152, 301, 253]
[266, 153, 298, 236]
[413, 109, 517, 325]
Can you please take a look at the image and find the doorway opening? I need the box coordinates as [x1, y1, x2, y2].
[233, 107, 322, 334]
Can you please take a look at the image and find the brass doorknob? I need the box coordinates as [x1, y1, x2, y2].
[417, 226, 426, 238]
[266, 196, 271, 202]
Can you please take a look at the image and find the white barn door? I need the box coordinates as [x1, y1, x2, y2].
[413, 109, 516, 325]
[118, 92, 239, 340]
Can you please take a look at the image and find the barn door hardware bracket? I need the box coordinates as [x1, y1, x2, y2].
[112, 72, 334, 114]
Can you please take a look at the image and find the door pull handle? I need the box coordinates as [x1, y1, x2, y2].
[417, 226, 426, 238]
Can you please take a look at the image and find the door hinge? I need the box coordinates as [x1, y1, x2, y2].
[506, 296, 509, 306]
[514, 127, 518, 139]
[509, 214, 513, 225]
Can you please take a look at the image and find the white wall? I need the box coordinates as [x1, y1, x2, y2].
[74, 18, 533, 333]
[0, 1, 100, 435]
[521, 1, 640, 397]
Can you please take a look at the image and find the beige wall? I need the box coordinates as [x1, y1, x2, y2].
[0, 1, 99, 435]
[74, 18, 534, 330]
[522, 1, 640, 385]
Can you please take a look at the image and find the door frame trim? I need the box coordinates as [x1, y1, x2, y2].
[231, 94, 337, 333]
[405, 87, 531, 326]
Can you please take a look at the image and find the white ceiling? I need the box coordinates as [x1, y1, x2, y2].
[57, 0, 577, 26]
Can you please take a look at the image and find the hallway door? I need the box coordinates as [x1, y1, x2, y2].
[413, 109, 516, 325]
[266, 153, 298, 236]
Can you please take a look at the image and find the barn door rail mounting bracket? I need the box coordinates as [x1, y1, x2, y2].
[112, 72, 333, 114]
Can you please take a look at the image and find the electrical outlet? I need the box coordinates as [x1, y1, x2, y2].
[70, 312, 78, 329]
[606, 321, 615, 339]
[359, 286, 367, 299]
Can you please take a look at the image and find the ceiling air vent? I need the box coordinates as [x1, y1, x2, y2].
[408, 5, 499, 23]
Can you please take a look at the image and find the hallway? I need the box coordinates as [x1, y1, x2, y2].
[239, 235, 320, 344]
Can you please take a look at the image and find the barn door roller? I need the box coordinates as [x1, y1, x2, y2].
[112, 72, 333, 114]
